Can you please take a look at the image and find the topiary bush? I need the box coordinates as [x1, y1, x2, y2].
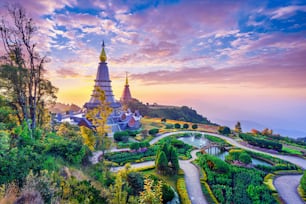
[114, 131, 129, 142]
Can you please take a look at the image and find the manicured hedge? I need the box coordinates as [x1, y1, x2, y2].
[177, 178, 191, 204]
[239, 133, 282, 151]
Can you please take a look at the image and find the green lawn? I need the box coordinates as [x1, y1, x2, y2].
[282, 146, 303, 155]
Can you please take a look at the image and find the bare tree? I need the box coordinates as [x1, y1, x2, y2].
[0, 4, 57, 136]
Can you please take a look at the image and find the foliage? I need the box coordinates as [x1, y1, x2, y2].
[174, 123, 181, 129]
[22, 170, 58, 203]
[218, 126, 231, 135]
[239, 133, 282, 151]
[239, 152, 252, 164]
[126, 99, 213, 124]
[156, 151, 168, 173]
[198, 154, 276, 204]
[301, 171, 306, 192]
[162, 184, 174, 203]
[114, 131, 129, 142]
[139, 178, 163, 204]
[59, 176, 104, 203]
[130, 142, 149, 150]
[45, 136, 89, 164]
[86, 87, 112, 154]
[204, 134, 227, 145]
[127, 172, 144, 196]
[149, 128, 159, 136]
[281, 146, 302, 155]
[0, 130, 10, 156]
[155, 142, 180, 175]
[201, 154, 229, 174]
[80, 126, 96, 150]
[176, 178, 191, 204]
[109, 171, 128, 204]
[0, 5, 57, 133]
[105, 148, 156, 165]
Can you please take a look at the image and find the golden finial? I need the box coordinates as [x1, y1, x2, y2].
[99, 40, 107, 62]
[125, 72, 129, 85]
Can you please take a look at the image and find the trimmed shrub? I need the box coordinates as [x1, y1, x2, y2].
[148, 128, 159, 136]
[174, 123, 181, 129]
[114, 131, 129, 142]
[177, 178, 191, 204]
[183, 124, 189, 129]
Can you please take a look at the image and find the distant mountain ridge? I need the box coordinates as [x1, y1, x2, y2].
[215, 119, 306, 139]
[48, 102, 81, 113]
[126, 99, 215, 125]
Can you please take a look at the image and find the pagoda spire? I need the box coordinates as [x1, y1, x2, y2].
[125, 72, 129, 86]
[99, 40, 107, 62]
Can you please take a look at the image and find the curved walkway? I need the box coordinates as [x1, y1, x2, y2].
[92, 130, 306, 203]
[274, 174, 304, 204]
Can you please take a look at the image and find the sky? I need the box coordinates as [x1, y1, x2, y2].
[1, 0, 306, 137]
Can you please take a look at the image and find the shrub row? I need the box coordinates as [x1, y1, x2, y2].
[239, 133, 282, 151]
[177, 178, 191, 204]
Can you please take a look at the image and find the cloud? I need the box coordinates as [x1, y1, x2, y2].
[56, 68, 80, 78]
[270, 5, 306, 19]
[131, 64, 306, 88]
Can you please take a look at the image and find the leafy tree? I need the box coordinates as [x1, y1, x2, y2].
[139, 178, 163, 204]
[127, 172, 144, 196]
[162, 183, 174, 203]
[218, 126, 231, 135]
[0, 5, 57, 134]
[114, 131, 129, 142]
[192, 124, 198, 130]
[251, 129, 260, 135]
[109, 171, 128, 204]
[86, 87, 112, 155]
[239, 152, 252, 164]
[156, 151, 168, 174]
[148, 128, 159, 136]
[0, 131, 10, 156]
[130, 142, 140, 150]
[234, 121, 242, 133]
[80, 126, 96, 150]
[183, 123, 189, 129]
[174, 123, 181, 129]
[262, 128, 273, 136]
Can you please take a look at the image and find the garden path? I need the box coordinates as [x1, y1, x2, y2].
[91, 130, 306, 203]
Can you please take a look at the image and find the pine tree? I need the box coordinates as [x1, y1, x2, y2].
[156, 151, 168, 174]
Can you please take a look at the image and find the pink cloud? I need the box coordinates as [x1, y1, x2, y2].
[56, 68, 79, 78]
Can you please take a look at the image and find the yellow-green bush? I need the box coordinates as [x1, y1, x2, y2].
[298, 185, 306, 201]
[203, 181, 219, 204]
[200, 168, 207, 181]
[178, 169, 185, 176]
[263, 173, 276, 192]
[134, 165, 155, 172]
[177, 178, 191, 204]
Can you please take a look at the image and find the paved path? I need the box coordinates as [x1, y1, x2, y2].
[274, 174, 304, 204]
[179, 150, 208, 204]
